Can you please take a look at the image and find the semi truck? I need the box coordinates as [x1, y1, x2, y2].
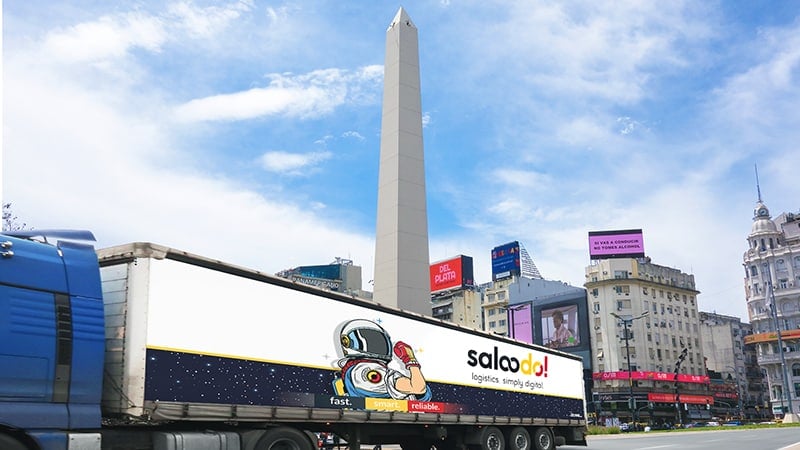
[0, 230, 587, 450]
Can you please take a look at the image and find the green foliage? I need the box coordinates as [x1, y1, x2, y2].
[587, 425, 621, 435]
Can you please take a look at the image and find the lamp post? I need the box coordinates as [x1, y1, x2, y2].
[726, 365, 744, 420]
[611, 311, 649, 423]
[768, 281, 795, 419]
[674, 347, 688, 427]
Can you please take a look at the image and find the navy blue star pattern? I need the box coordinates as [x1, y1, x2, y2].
[145, 349, 583, 419]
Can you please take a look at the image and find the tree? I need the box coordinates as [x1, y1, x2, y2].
[2, 203, 28, 231]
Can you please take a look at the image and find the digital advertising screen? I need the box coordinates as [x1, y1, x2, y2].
[588, 229, 645, 260]
[491, 241, 521, 281]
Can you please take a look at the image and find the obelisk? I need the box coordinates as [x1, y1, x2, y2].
[373, 8, 431, 316]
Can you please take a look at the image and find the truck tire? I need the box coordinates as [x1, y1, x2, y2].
[477, 426, 504, 450]
[505, 427, 530, 450]
[255, 427, 314, 450]
[531, 428, 553, 450]
[0, 433, 28, 450]
[400, 437, 433, 450]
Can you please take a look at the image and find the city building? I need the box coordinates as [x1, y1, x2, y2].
[276, 257, 371, 299]
[429, 255, 481, 328]
[431, 289, 482, 329]
[482, 276, 580, 337]
[699, 311, 766, 418]
[585, 257, 709, 424]
[742, 196, 800, 419]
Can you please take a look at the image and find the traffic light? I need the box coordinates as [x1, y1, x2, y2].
[706, 400, 710, 410]
[629, 398, 636, 410]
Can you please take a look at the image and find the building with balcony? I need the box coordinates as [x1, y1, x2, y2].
[742, 198, 800, 418]
[699, 312, 766, 418]
[585, 257, 708, 423]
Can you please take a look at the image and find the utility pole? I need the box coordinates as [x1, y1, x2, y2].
[674, 348, 688, 427]
[726, 365, 744, 420]
[611, 311, 649, 424]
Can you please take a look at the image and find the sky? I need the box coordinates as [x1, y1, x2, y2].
[3, 1, 800, 322]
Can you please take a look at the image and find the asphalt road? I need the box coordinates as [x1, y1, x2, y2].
[561, 427, 800, 450]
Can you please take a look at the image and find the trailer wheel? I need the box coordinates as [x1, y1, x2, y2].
[477, 426, 504, 450]
[255, 427, 314, 450]
[531, 428, 553, 450]
[0, 433, 27, 450]
[505, 427, 530, 450]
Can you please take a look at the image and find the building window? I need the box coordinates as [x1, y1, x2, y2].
[614, 285, 631, 295]
[497, 291, 506, 300]
[793, 364, 800, 377]
[498, 319, 506, 327]
[750, 265, 758, 276]
[617, 299, 631, 310]
[795, 383, 800, 398]
[489, 321, 496, 328]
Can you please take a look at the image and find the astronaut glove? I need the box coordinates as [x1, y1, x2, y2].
[393, 341, 420, 368]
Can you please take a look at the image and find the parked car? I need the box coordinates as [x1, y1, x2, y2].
[723, 420, 743, 426]
[707, 421, 720, 426]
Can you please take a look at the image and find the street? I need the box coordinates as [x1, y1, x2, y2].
[561, 427, 800, 450]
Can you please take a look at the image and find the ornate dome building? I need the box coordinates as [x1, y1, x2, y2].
[743, 195, 800, 420]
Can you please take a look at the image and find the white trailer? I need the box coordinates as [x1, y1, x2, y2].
[97, 242, 587, 450]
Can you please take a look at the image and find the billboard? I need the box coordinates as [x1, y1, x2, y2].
[540, 304, 581, 350]
[429, 255, 474, 293]
[508, 303, 533, 344]
[532, 293, 592, 370]
[588, 229, 645, 260]
[143, 256, 585, 419]
[491, 241, 521, 281]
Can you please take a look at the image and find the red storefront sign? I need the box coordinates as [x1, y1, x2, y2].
[592, 371, 709, 384]
[647, 392, 714, 405]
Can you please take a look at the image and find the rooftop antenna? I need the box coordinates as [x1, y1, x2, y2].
[754, 163, 762, 202]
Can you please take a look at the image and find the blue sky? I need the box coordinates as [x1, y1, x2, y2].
[3, 1, 800, 321]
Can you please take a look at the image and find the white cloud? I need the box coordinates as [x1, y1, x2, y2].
[168, 0, 254, 39]
[42, 12, 167, 63]
[259, 151, 333, 174]
[342, 131, 365, 141]
[174, 67, 382, 122]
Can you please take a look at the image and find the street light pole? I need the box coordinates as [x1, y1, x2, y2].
[674, 347, 688, 427]
[726, 365, 744, 420]
[611, 311, 649, 424]
[764, 267, 797, 422]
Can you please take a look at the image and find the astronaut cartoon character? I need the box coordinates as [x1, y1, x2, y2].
[332, 319, 431, 401]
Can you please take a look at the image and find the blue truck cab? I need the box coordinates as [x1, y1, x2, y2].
[0, 231, 105, 449]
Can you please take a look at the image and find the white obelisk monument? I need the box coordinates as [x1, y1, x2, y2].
[373, 8, 431, 316]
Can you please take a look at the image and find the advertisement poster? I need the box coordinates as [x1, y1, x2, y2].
[143, 258, 585, 420]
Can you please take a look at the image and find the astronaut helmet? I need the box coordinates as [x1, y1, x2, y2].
[338, 319, 392, 362]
